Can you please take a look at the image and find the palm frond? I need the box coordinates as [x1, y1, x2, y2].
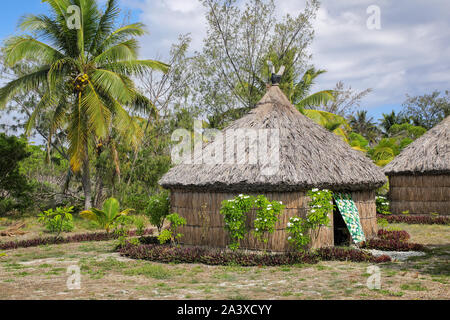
[4, 36, 63, 66]
[0, 67, 49, 109]
[93, 39, 139, 64]
[295, 90, 335, 109]
[101, 59, 170, 77]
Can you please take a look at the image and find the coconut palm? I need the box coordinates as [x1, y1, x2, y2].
[0, 0, 169, 209]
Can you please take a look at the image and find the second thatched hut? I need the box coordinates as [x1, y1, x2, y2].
[384, 116, 450, 215]
[160, 85, 387, 251]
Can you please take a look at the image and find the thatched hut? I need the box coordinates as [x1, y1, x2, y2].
[383, 116, 450, 215]
[160, 84, 386, 251]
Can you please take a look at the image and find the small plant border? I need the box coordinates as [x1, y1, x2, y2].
[0, 229, 154, 251]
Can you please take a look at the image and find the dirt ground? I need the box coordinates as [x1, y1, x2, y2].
[0, 223, 448, 300]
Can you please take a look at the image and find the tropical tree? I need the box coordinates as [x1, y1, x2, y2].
[379, 111, 409, 137]
[80, 197, 132, 233]
[349, 111, 380, 144]
[0, 0, 169, 209]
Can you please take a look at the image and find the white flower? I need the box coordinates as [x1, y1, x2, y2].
[288, 236, 292, 240]
[255, 228, 259, 231]
[239, 194, 244, 197]
[287, 223, 292, 227]
[312, 188, 319, 192]
[279, 201, 283, 204]
[264, 219, 267, 222]
[311, 209, 316, 213]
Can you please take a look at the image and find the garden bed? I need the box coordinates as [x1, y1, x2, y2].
[0, 229, 154, 250]
[377, 214, 450, 225]
[118, 242, 392, 266]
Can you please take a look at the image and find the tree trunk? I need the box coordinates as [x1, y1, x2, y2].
[82, 153, 92, 210]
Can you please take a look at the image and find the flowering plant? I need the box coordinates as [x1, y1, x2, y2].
[220, 194, 255, 250]
[253, 195, 285, 244]
[220, 194, 285, 250]
[286, 189, 333, 251]
[376, 195, 391, 215]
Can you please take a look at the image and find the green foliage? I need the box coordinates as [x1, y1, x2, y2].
[220, 194, 286, 250]
[286, 189, 333, 251]
[389, 123, 426, 140]
[37, 206, 74, 236]
[348, 132, 369, 152]
[253, 195, 285, 244]
[376, 195, 391, 215]
[377, 218, 389, 229]
[0, 133, 33, 215]
[145, 190, 170, 232]
[157, 213, 187, 245]
[80, 198, 133, 233]
[132, 216, 147, 236]
[220, 194, 255, 250]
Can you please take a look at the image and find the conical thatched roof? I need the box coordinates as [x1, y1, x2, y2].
[384, 116, 450, 176]
[160, 85, 386, 192]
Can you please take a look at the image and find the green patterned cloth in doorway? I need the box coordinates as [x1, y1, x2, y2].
[334, 193, 366, 244]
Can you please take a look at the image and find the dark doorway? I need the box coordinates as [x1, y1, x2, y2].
[333, 201, 351, 246]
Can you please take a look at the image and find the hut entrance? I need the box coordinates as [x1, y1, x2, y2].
[333, 200, 351, 246]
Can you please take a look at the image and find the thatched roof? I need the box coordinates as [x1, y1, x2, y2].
[384, 116, 450, 176]
[160, 85, 386, 192]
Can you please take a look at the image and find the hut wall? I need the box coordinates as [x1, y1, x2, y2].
[388, 175, 450, 215]
[352, 190, 378, 239]
[170, 189, 377, 251]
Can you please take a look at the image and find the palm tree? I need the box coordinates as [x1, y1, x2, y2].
[349, 111, 380, 144]
[0, 0, 169, 209]
[379, 111, 409, 137]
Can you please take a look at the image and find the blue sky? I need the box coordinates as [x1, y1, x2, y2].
[1, 0, 450, 124]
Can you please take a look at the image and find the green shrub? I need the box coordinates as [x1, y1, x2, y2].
[157, 213, 186, 245]
[145, 190, 170, 232]
[376, 195, 390, 215]
[220, 194, 255, 250]
[0, 133, 33, 216]
[80, 198, 133, 233]
[132, 216, 147, 236]
[287, 189, 333, 252]
[37, 206, 74, 236]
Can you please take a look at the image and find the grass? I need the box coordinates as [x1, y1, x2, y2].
[0, 221, 448, 300]
[400, 282, 428, 291]
[124, 264, 172, 280]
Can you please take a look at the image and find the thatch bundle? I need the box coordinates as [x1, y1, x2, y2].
[160, 85, 386, 250]
[384, 116, 450, 215]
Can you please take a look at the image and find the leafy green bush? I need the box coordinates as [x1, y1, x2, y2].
[157, 213, 187, 245]
[80, 198, 133, 233]
[145, 190, 170, 232]
[220, 194, 285, 250]
[376, 195, 391, 215]
[287, 189, 333, 251]
[253, 196, 284, 244]
[0, 133, 33, 215]
[220, 194, 255, 250]
[37, 206, 74, 236]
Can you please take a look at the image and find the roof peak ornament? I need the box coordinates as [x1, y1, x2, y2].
[267, 60, 285, 86]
